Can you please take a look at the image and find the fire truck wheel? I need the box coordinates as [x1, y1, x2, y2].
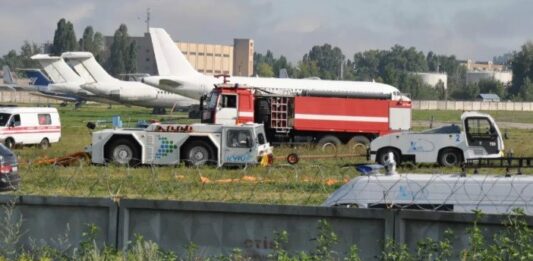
[184, 141, 213, 166]
[107, 139, 141, 166]
[376, 148, 401, 165]
[348, 135, 370, 152]
[438, 148, 462, 167]
[317, 136, 341, 151]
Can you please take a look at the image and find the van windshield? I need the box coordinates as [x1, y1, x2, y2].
[0, 113, 11, 126]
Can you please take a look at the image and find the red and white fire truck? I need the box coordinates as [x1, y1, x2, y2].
[201, 83, 412, 147]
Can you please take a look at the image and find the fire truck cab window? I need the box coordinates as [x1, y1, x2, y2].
[221, 95, 237, 108]
[207, 92, 219, 109]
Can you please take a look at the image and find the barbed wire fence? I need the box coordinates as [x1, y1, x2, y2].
[10, 141, 533, 215]
[15, 149, 364, 205]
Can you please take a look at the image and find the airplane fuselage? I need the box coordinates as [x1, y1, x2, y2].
[143, 74, 408, 101]
[82, 81, 197, 108]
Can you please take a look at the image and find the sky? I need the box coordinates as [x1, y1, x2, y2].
[0, 0, 532, 63]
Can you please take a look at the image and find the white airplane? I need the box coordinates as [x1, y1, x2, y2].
[31, 54, 117, 105]
[61, 52, 197, 109]
[142, 28, 410, 101]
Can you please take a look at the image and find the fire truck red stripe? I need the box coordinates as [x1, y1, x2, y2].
[294, 113, 388, 123]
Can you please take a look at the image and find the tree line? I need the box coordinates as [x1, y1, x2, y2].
[0, 18, 136, 77]
[255, 43, 533, 101]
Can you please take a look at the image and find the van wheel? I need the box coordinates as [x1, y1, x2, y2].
[377, 148, 401, 165]
[439, 149, 462, 167]
[40, 138, 50, 150]
[107, 139, 141, 166]
[4, 138, 14, 149]
[184, 141, 214, 166]
[317, 135, 341, 151]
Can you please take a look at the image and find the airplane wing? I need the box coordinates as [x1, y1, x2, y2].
[0, 85, 17, 91]
[29, 92, 79, 102]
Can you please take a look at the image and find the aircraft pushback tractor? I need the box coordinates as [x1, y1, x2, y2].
[142, 28, 410, 101]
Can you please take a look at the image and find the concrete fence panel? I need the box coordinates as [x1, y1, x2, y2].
[0, 91, 60, 104]
[395, 210, 533, 259]
[118, 200, 394, 260]
[2, 195, 533, 258]
[0, 195, 117, 252]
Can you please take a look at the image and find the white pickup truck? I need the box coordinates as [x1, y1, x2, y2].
[369, 111, 504, 166]
[87, 123, 273, 167]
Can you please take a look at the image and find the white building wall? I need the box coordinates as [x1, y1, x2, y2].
[413, 72, 448, 89]
[466, 71, 512, 85]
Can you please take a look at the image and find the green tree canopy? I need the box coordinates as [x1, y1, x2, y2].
[79, 26, 104, 62]
[19, 41, 42, 68]
[254, 50, 295, 77]
[510, 42, 533, 100]
[302, 44, 345, 80]
[108, 24, 137, 76]
[478, 79, 505, 98]
[51, 18, 78, 55]
[256, 63, 274, 77]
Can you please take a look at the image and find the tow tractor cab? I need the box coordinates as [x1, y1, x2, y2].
[0, 107, 61, 149]
[88, 122, 273, 167]
[370, 111, 504, 166]
[201, 82, 412, 147]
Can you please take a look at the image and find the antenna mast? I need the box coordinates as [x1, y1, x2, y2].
[145, 8, 151, 33]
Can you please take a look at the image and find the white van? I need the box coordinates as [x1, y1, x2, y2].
[0, 107, 61, 149]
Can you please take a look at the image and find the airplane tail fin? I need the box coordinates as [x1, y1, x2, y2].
[149, 28, 199, 77]
[61, 52, 117, 83]
[31, 54, 84, 83]
[2, 65, 15, 84]
[18, 69, 52, 86]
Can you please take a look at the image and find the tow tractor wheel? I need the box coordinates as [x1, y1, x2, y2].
[184, 141, 213, 166]
[107, 139, 141, 166]
[376, 148, 401, 165]
[438, 148, 463, 167]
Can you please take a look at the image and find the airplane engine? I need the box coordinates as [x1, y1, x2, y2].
[114, 86, 158, 102]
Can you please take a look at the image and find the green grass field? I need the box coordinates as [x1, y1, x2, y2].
[8, 104, 533, 205]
